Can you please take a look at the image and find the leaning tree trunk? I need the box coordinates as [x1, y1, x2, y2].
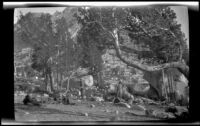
[56, 67, 59, 90]
[43, 68, 48, 92]
[97, 71, 103, 88]
[48, 73, 54, 93]
[66, 78, 70, 93]
[48, 68, 54, 93]
[59, 72, 63, 89]
[110, 28, 189, 100]
[83, 18, 189, 100]
[113, 30, 188, 79]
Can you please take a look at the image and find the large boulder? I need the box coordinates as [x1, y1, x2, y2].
[142, 68, 189, 103]
[175, 76, 189, 106]
[81, 75, 93, 87]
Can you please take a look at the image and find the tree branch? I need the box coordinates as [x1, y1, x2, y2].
[83, 18, 189, 79]
[111, 28, 189, 79]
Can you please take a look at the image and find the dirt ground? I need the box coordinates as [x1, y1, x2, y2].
[14, 95, 167, 122]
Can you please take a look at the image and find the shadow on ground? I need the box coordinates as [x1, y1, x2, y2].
[15, 103, 114, 120]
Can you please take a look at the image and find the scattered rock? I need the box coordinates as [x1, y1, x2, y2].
[110, 116, 120, 121]
[105, 109, 110, 113]
[115, 102, 131, 109]
[165, 105, 189, 119]
[90, 96, 104, 102]
[175, 106, 188, 113]
[25, 112, 30, 115]
[152, 111, 168, 119]
[31, 100, 41, 106]
[84, 113, 88, 117]
[150, 110, 176, 119]
[140, 97, 159, 105]
[90, 104, 95, 108]
[133, 98, 143, 104]
[169, 103, 175, 107]
[124, 103, 131, 109]
[104, 95, 113, 101]
[135, 105, 146, 111]
[128, 98, 134, 105]
[145, 109, 154, 116]
[174, 111, 190, 120]
[125, 110, 146, 116]
[43, 94, 49, 97]
[167, 113, 176, 119]
[78, 90, 81, 96]
[95, 96, 104, 102]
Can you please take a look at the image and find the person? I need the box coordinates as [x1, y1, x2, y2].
[62, 94, 70, 105]
[23, 94, 31, 105]
[23, 93, 41, 106]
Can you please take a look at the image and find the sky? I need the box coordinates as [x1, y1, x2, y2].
[14, 6, 189, 47]
[170, 6, 189, 48]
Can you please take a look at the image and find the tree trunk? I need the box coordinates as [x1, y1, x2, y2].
[50, 74, 54, 93]
[57, 67, 59, 90]
[44, 72, 48, 92]
[24, 71, 27, 78]
[52, 72, 56, 90]
[90, 19, 189, 100]
[59, 72, 63, 89]
[167, 74, 172, 101]
[48, 68, 54, 93]
[66, 71, 76, 93]
[111, 28, 188, 100]
[22, 67, 24, 77]
[80, 78, 85, 99]
[109, 28, 189, 79]
[97, 72, 103, 88]
[143, 71, 162, 99]
[162, 69, 167, 100]
[85, 19, 189, 79]
[66, 77, 70, 94]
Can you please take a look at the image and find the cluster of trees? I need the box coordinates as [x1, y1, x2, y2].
[15, 9, 80, 92]
[14, 48, 35, 77]
[14, 6, 189, 99]
[75, 6, 189, 98]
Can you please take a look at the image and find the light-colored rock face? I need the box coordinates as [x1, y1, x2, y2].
[175, 82, 187, 97]
[160, 68, 189, 104]
[62, 75, 94, 90]
[81, 75, 93, 87]
[109, 84, 116, 91]
[174, 74, 189, 105]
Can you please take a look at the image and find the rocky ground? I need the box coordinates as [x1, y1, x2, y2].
[14, 93, 188, 122]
